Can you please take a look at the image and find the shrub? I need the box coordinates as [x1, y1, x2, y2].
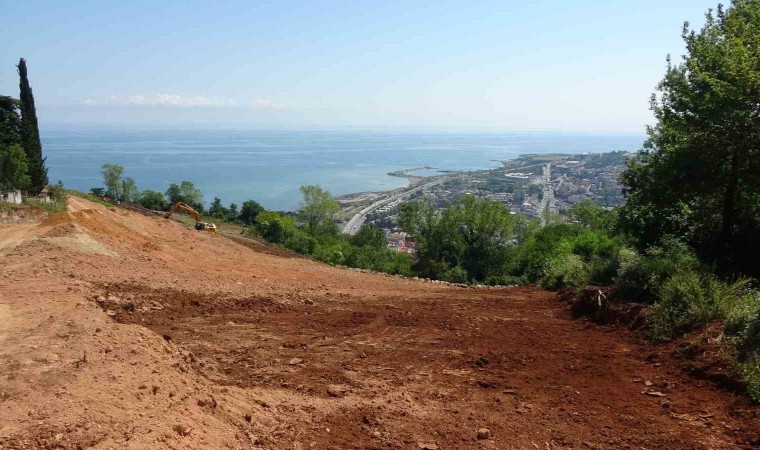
[571, 229, 618, 260]
[253, 212, 296, 244]
[589, 254, 620, 285]
[615, 239, 700, 304]
[537, 253, 590, 290]
[312, 244, 346, 265]
[650, 272, 749, 341]
[284, 232, 318, 255]
[139, 189, 168, 211]
[741, 357, 760, 402]
[731, 297, 760, 360]
[385, 252, 415, 276]
[650, 271, 714, 341]
[723, 289, 760, 337]
[442, 265, 469, 284]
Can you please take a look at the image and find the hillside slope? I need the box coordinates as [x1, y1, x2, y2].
[0, 198, 757, 449]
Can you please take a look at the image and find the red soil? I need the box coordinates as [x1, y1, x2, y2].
[0, 197, 757, 449]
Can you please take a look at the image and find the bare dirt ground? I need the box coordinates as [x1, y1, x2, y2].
[0, 197, 757, 449]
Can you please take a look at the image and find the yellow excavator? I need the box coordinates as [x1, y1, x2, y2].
[165, 202, 217, 232]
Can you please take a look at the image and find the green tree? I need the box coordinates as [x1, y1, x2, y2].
[239, 199, 264, 225]
[448, 196, 516, 281]
[620, 1, 760, 276]
[298, 185, 339, 236]
[208, 197, 227, 218]
[121, 177, 139, 203]
[0, 144, 30, 190]
[101, 163, 124, 200]
[0, 96, 21, 148]
[139, 189, 168, 210]
[569, 200, 616, 232]
[400, 196, 517, 281]
[351, 224, 387, 249]
[89, 187, 105, 197]
[166, 181, 203, 211]
[399, 197, 459, 278]
[255, 211, 295, 243]
[17, 59, 47, 193]
[47, 180, 68, 207]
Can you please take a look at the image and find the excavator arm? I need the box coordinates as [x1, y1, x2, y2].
[165, 202, 217, 232]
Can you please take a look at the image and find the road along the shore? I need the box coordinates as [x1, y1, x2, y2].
[342, 173, 463, 235]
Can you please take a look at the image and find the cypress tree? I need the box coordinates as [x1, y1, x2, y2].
[17, 58, 48, 193]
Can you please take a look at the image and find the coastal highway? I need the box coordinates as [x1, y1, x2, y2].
[342, 173, 462, 235]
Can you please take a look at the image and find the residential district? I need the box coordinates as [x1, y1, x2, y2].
[337, 151, 630, 254]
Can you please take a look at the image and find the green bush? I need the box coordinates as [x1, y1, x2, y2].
[284, 232, 318, 254]
[442, 265, 469, 284]
[571, 229, 618, 260]
[253, 211, 296, 244]
[537, 253, 590, 290]
[723, 290, 760, 337]
[589, 254, 621, 284]
[650, 272, 748, 341]
[139, 189, 168, 210]
[732, 298, 760, 359]
[650, 272, 712, 341]
[740, 357, 760, 402]
[384, 251, 413, 276]
[615, 239, 700, 304]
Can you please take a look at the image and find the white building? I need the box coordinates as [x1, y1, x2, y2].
[1, 190, 22, 204]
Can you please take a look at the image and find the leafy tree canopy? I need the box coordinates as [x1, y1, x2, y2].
[47, 180, 67, 207]
[351, 224, 387, 249]
[166, 181, 203, 211]
[400, 196, 515, 281]
[208, 197, 227, 218]
[89, 187, 105, 197]
[239, 200, 265, 225]
[298, 185, 339, 236]
[619, 0, 760, 276]
[101, 163, 124, 200]
[0, 144, 30, 190]
[121, 177, 139, 203]
[139, 189, 168, 211]
[569, 199, 617, 232]
[0, 96, 21, 148]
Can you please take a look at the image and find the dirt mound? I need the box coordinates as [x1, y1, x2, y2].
[0, 206, 47, 224]
[0, 197, 758, 449]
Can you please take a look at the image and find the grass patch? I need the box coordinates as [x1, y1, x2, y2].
[68, 190, 114, 208]
[0, 202, 33, 212]
[22, 198, 66, 213]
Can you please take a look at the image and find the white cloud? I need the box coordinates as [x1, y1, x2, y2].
[107, 93, 236, 107]
[83, 99, 97, 106]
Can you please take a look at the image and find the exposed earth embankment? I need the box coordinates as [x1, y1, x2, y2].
[0, 198, 757, 449]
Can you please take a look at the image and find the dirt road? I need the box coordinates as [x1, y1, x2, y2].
[0, 199, 757, 449]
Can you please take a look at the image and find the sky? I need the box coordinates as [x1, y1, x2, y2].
[0, 0, 712, 132]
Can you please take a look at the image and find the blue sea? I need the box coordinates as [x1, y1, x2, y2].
[42, 127, 645, 211]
